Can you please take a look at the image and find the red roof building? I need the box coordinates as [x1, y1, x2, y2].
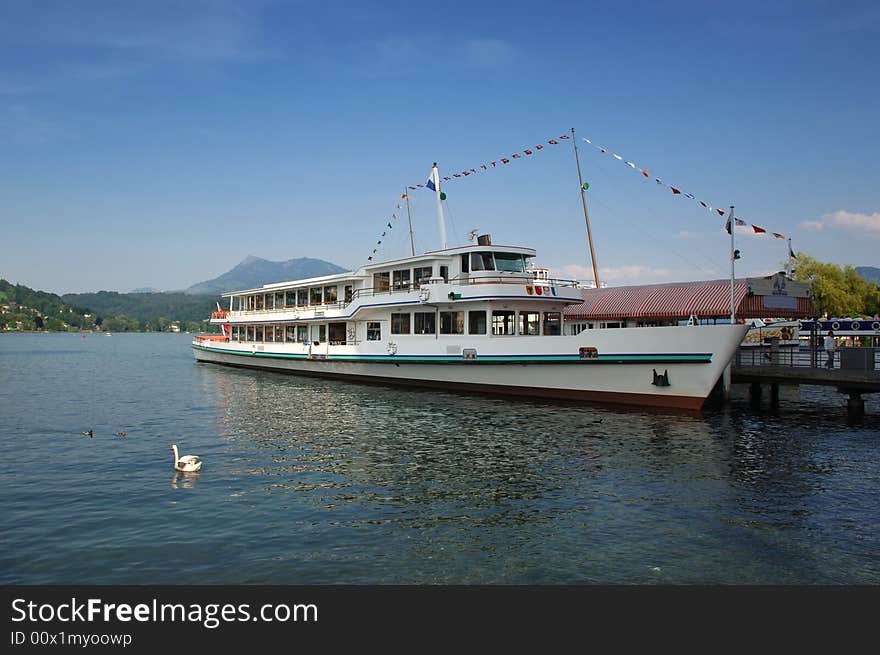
[564, 273, 815, 328]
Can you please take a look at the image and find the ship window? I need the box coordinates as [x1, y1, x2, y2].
[519, 312, 540, 335]
[367, 322, 381, 341]
[266, 294, 275, 310]
[328, 322, 346, 344]
[373, 272, 390, 292]
[275, 325, 284, 342]
[470, 252, 495, 271]
[494, 253, 526, 273]
[414, 312, 436, 335]
[296, 289, 308, 306]
[392, 269, 411, 290]
[543, 312, 561, 335]
[414, 266, 433, 287]
[440, 265, 448, 282]
[468, 310, 487, 334]
[318, 324, 327, 342]
[286, 325, 296, 342]
[285, 292, 296, 308]
[391, 313, 411, 334]
[310, 287, 323, 305]
[344, 285, 353, 303]
[492, 310, 516, 335]
[460, 254, 469, 273]
[255, 295, 264, 310]
[265, 325, 274, 342]
[274, 292, 285, 308]
[297, 325, 308, 342]
[324, 285, 338, 303]
[439, 311, 464, 334]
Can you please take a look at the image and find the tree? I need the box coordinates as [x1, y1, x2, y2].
[792, 254, 880, 317]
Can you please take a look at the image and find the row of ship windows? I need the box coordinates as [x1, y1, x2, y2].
[388, 310, 561, 336]
[228, 311, 563, 343]
[234, 285, 353, 310]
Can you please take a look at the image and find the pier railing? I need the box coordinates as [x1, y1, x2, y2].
[736, 342, 879, 372]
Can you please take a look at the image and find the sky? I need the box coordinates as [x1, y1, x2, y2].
[1, 0, 878, 294]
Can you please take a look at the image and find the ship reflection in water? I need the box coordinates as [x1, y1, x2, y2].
[198, 363, 880, 584]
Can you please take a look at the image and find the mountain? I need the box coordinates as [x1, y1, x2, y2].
[185, 256, 347, 295]
[855, 266, 880, 285]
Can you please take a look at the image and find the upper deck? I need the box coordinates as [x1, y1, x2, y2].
[210, 242, 583, 324]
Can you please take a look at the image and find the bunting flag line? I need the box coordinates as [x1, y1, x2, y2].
[365, 206, 402, 262]
[581, 137, 789, 240]
[406, 133, 570, 191]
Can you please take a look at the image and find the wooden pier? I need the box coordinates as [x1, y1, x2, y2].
[731, 345, 879, 418]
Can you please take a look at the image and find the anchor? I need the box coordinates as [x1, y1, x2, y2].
[652, 368, 670, 387]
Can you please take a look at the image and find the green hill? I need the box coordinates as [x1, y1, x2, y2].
[62, 291, 220, 331]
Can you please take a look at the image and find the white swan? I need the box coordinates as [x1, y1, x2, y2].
[171, 444, 202, 472]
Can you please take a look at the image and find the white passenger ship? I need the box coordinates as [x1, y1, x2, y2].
[193, 233, 747, 409]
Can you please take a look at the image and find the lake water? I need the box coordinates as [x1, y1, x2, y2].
[1, 332, 878, 584]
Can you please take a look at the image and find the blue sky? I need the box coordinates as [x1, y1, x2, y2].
[1, 0, 878, 294]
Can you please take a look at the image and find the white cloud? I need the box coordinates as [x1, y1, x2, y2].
[799, 210, 880, 234]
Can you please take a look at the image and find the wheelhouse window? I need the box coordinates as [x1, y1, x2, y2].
[344, 285, 353, 303]
[286, 325, 297, 341]
[543, 312, 561, 335]
[392, 269, 411, 290]
[391, 313, 411, 334]
[414, 312, 436, 335]
[296, 325, 308, 342]
[367, 322, 381, 341]
[296, 289, 308, 306]
[492, 310, 516, 335]
[494, 253, 526, 273]
[414, 266, 433, 286]
[310, 287, 323, 305]
[470, 252, 495, 271]
[468, 310, 487, 334]
[519, 312, 540, 335]
[460, 254, 469, 273]
[373, 272, 390, 292]
[439, 311, 464, 334]
[324, 285, 338, 304]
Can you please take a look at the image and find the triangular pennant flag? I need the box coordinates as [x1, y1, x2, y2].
[625, 161, 636, 168]
[387, 222, 392, 228]
[752, 225, 766, 234]
[641, 169, 649, 177]
[670, 187, 682, 195]
[772, 232, 785, 239]
[735, 218, 747, 227]
[612, 153, 623, 160]
[716, 208, 726, 217]
[684, 193, 695, 199]
[789, 245, 798, 259]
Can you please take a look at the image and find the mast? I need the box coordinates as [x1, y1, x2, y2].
[729, 205, 736, 324]
[571, 128, 600, 288]
[786, 237, 793, 278]
[403, 188, 416, 256]
[432, 163, 448, 249]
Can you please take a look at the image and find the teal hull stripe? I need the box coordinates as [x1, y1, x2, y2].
[193, 343, 711, 364]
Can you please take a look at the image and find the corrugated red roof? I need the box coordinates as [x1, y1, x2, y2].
[564, 280, 750, 320]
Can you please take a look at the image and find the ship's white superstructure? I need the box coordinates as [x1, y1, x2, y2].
[193, 236, 747, 409]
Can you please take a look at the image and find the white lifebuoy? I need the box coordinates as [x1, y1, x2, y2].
[851, 321, 860, 330]
[873, 321, 880, 331]
[831, 321, 840, 330]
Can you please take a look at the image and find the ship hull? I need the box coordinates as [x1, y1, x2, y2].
[192, 324, 747, 410]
